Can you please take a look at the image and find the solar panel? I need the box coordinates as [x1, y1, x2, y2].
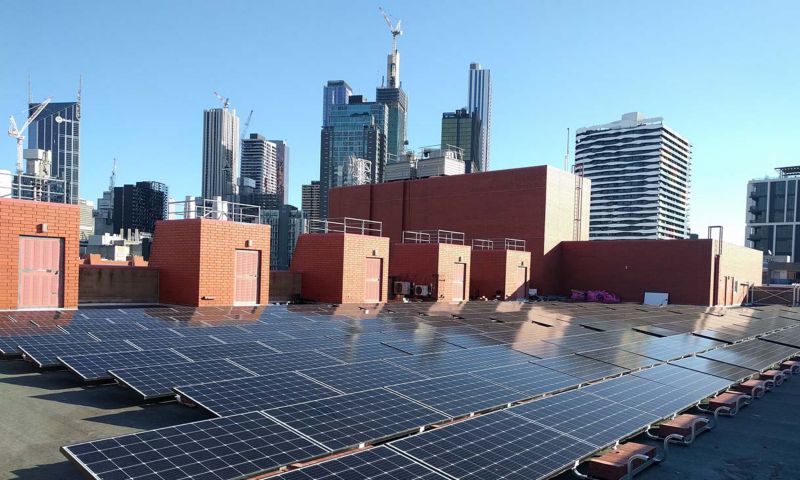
[300, 361, 427, 394]
[618, 334, 724, 361]
[577, 348, 661, 371]
[532, 354, 628, 382]
[87, 328, 182, 341]
[390, 409, 598, 480]
[759, 327, 800, 348]
[110, 359, 256, 399]
[540, 330, 653, 351]
[386, 345, 535, 378]
[692, 328, 742, 343]
[471, 362, 582, 397]
[0, 333, 96, 356]
[386, 373, 521, 417]
[632, 364, 733, 390]
[316, 343, 410, 363]
[699, 339, 800, 371]
[59, 349, 189, 381]
[265, 388, 448, 451]
[229, 350, 343, 376]
[19, 340, 138, 368]
[61, 412, 329, 480]
[172, 341, 276, 361]
[670, 355, 758, 382]
[169, 325, 250, 336]
[263, 338, 344, 353]
[273, 446, 447, 480]
[507, 389, 660, 448]
[175, 372, 340, 417]
[509, 340, 575, 359]
[125, 335, 226, 350]
[380, 338, 465, 355]
[440, 333, 507, 349]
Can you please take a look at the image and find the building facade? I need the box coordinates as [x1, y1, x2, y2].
[262, 204, 306, 270]
[79, 199, 94, 241]
[240, 134, 277, 195]
[270, 139, 289, 204]
[112, 181, 169, 234]
[441, 108, 480, 173]
[575, 112, 692, 240]
[319, 96, 388, 218]
[322, 80, 352, 127]
[746, 166, 800, 261]
[467, 63, 491, 172]
[26, 101, 81, 204]
[202, 107, 240, 199]
[302, 181, 321, 220]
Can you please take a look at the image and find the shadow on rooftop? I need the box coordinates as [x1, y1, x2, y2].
[0, 359, 39, 375]
[10, 460, 82, 480]
[32, 384, 143, 410]
[0, 369, 82, 391]
[84, 402, 213, 430]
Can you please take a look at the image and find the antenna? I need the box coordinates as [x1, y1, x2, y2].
[564, 127, 570, 171]
[110, 158, 117, 190]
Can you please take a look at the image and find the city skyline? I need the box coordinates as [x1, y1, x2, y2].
[2, 1, 798, 245]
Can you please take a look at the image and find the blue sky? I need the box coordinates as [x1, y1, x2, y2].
[1, 1, 798, 245]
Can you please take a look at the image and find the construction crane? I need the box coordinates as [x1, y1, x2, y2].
[8, 97, 52, 175]
[241, 109, 254, 138]
[379, 7, 402, 52]
[213, 91, 230, 109]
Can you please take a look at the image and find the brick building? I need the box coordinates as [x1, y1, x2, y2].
[148, 219, 270, 307]
[390, 242, 472, 302]
[470, 248, 531, 301]
[0, 198, 80, 309]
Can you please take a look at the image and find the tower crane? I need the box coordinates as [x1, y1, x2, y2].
[379, 7, 402, 53]
[213, 91, 230, 109]
[242, 109, 254, 138]
[8, 97, 52, 176]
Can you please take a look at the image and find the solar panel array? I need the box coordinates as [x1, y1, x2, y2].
[2, 303, 798, 480]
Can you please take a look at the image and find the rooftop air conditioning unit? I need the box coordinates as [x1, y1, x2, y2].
[414, 285, 430, 296]
[394, 281, 411, 295]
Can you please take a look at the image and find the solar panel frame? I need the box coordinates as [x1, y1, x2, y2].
[299, 360, 428, 394]
[59, 349, 191, 382]
[229, 350, 344, 376]
[699, 339, 800, 371]
[577, 348, 662, 371]
[470, 362, 583, 397]
[172, 341, 277, 361]
[532, 354, 628, 382]
[669, 355, 758, 382]
[19, 340, 139, 368]
[0, 332, 97, 356]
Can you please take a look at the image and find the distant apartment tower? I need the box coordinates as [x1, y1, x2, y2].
[319, 95, 388, 217]
[322, 80, 352, 127]
[26, 101, 81, 203]
[302, 181, 321, 220]
[94, 188, 114, 235]
[240, 134, 277, 194]
[468, 63, 491, 172]
[79, 199, 94, 241]
[270, 140, 289, 204]
[441, 108, 480, 173]
[113, 181, 168, 234]
[575, 112, 692, 240]
[202, 107, 240, 198]
[746, 166, 800, 260]
[262, 204, 307, 270]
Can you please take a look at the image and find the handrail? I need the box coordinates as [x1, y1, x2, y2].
[308, 217, 382, 236]
[404, 229, 465, 245]
[471, 238, 526, 251]
[168, 197, 261, 224]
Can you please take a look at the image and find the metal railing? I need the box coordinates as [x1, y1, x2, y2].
[168, 197, 261, 224]
[403, 229, 465, 245]
[308, 217, 382, 236]
[471, 238, 527, 251]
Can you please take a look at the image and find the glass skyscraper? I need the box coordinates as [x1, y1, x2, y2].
[468, 63, 492, 172]
[26, 101, 81, 204]
[202, 107, 240, 198]
[441, 108, 480, 173]
[322, 80, 352, 127]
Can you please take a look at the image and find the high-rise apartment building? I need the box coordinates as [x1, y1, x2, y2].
[270, 139, 289, 204]
[202, 107, 240, 199]
[79, 199, 94, 241]
[467, 63, 491, 172]
[261, 204, 306, 270]
[240, 134, 277, 194]
[302, 181, 321, 220]
[319, 95, 388, 217]
[323, 80, 352, 127]
[112, 181, 169, 234]
[575, 112, 692, 240]
[94, 189, 114, 235]
[441, 108, 480, 173]
[26, 101, 81, 203]
[746, 166, 800, 261]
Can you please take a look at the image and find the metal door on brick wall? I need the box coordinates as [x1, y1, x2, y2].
[234, 250, 260, 306]
[365, 257, 383, 303]
[515, 266, 528, 300]
[452, 263, 466, 301]
[19, 236, 63, 309]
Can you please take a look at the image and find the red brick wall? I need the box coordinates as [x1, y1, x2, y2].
[291, 233, 389, 304]
[328, 165, 582, 295]
[149, 219, 270, 306]
[0, 199, 80, 309]
[471, 250, 531, 300]
[389, 243, 471, 302]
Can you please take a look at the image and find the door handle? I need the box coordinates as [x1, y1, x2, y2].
[54, 270, 59, 275]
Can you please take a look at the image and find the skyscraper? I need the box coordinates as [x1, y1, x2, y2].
[575, 112, 692, 240]
[322, 80, 352, 127]
[26, 101, 81, 203]
[441, 108, 480, 173]
[270, 139, 289, 204]
[302, 181, 321, 220]
[112, 181, 169, 234]
[202, 107, 239, 198]
[79, 199, 94, 240]
[467, 63, 492, 172]
[375, 25, 408, 162]
[240, 134, 277, 194]
[319, 95, 388, 217]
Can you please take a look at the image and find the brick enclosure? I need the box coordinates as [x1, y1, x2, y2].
[79, 265, 159, 304]
[148, 219, 270, 306]
[328, 165, 589, 295]
[470, 249, 531, 300]
[0, 198, 80, 309]
[290, 233, 390, 304]
[559, 239, 762, 306]
[389, 243, 472, 302]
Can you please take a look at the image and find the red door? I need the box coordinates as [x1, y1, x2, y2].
[452, 263, 466, 301]
[364, 258, 382, 303]
[234, 250, 260, 305]
[515, 266, 528, 300]
[19, 236, 63, 309]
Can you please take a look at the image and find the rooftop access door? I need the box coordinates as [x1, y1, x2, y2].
[515, 266, 528, 300]
[234, 250, 260, 306]
[452, 262, 466, 302]
[19, 236, 63, 309]
[364, 257, 383, 303]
